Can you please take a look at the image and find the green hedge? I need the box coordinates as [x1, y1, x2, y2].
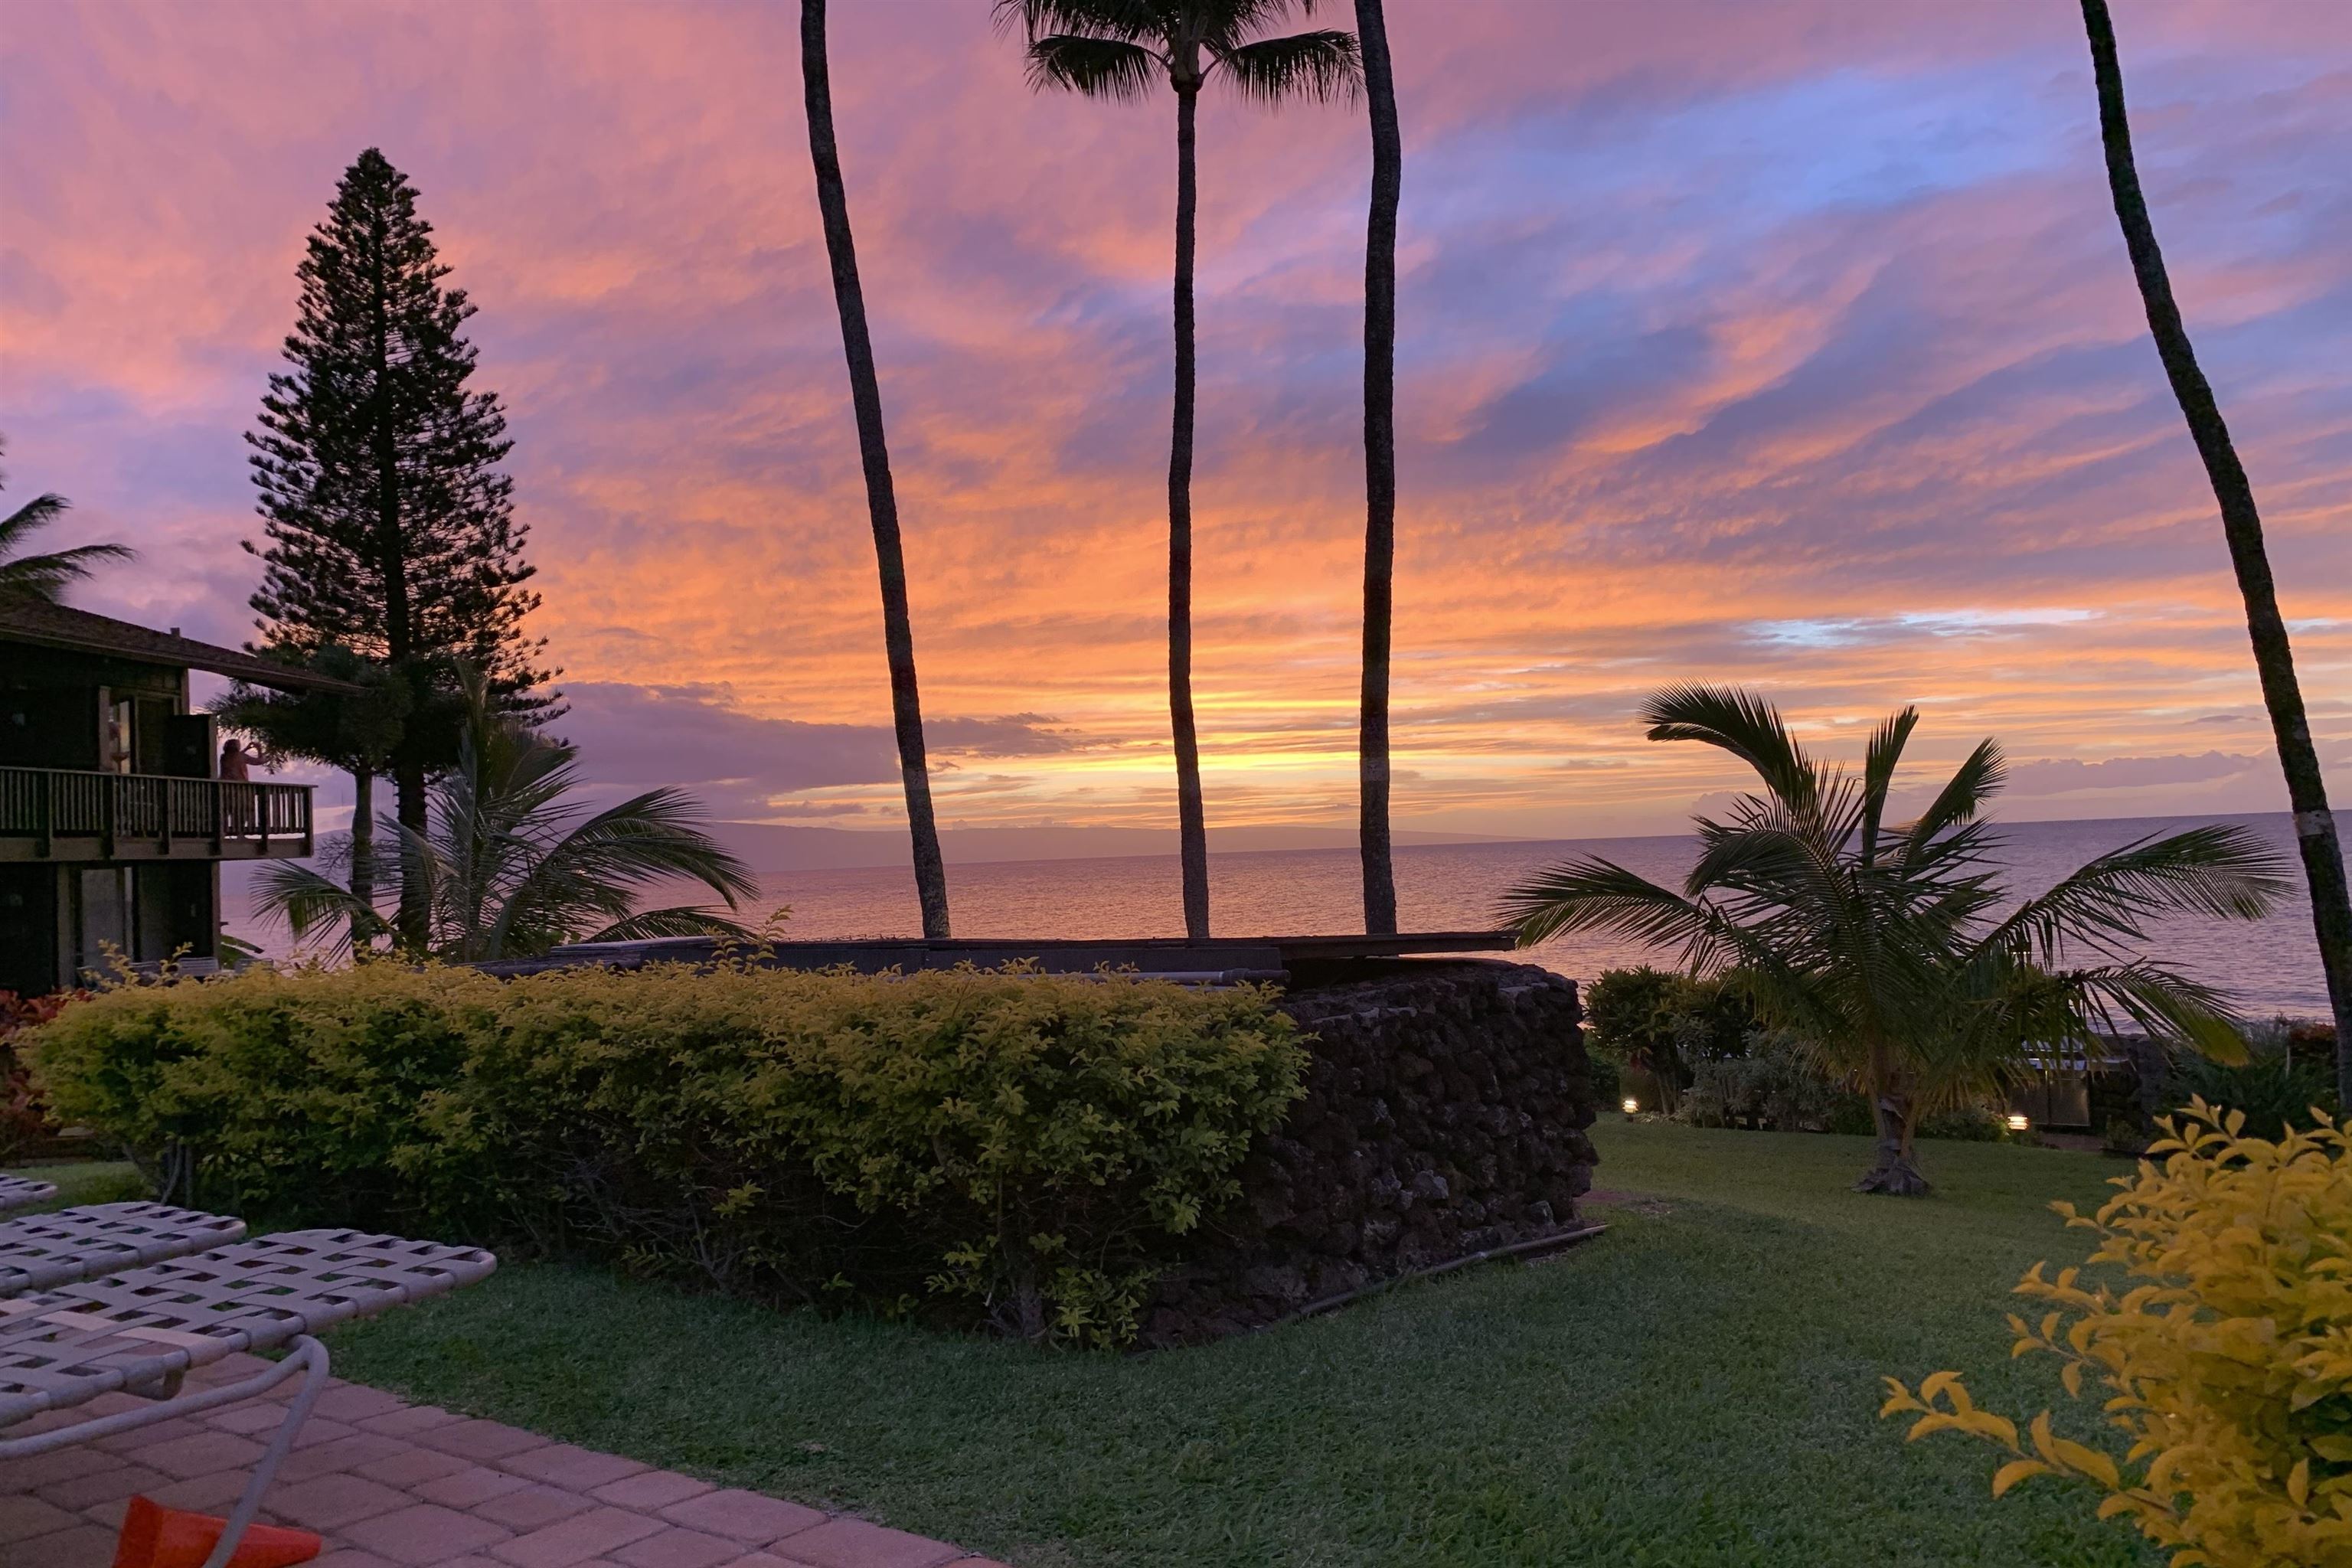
[28, 962, 1306, 1345]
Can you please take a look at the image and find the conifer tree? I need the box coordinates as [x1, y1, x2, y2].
[245, 148, 552, 943]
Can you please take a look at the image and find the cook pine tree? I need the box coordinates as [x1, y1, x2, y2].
[246, 147, 553, 947]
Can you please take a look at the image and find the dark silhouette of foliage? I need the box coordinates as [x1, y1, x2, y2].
[0, 440, 133, 603]
[245, 147, 555, 943]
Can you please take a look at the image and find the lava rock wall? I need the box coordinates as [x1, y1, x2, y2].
[1143, 959, 1602, 1346]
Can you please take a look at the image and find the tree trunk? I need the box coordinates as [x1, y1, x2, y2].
[1355, 0, 1402, 938]
[2081, 0, 2352, 1092]
[801, 0, 952, 939]
[368, 211, 432, 951]
[348, 768, 377, 956]
[1169, 83, 1211, 939]
[1855, 1089, 1931, 1196]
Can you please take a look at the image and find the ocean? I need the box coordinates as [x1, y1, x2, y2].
[226, 812, 2341, 1020]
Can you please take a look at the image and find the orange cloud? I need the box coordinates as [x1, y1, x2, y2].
[4, 0, 2346, 843]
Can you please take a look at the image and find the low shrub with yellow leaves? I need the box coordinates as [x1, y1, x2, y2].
[26, 959, 1307, 1347]
[1881, 1097, 2352, 1568]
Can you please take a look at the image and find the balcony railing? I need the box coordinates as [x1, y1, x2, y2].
[0, 766, 314, 861]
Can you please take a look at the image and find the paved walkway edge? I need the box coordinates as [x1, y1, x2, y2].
[1, 1354, 1009, 1568]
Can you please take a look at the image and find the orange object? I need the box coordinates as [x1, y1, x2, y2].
[111, 1495, 323, 1568]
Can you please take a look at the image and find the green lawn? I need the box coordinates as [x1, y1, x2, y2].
[5, 1158, 149, 1210]
[253, 1123, 2151, 1567]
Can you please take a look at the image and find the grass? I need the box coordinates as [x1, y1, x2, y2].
[256, 1123, 2158, 1567]
[4, 1157, 149, 1210]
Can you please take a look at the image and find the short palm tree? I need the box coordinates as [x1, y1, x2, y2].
[1499, 687, 2290, 1195]
[0, 443, 134, 602]
[256, 667, 757, 962]
[1000, 0, 1361, 939]
[2078, 0, 2352, 1096]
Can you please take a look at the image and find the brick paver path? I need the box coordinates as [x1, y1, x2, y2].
[2, 1355, 1007, 1568]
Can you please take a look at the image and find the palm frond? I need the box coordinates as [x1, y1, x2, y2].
[1213, 29, 1361, 104]
[994, 0, 1161, 44]
[485, 786, 753, 962]
[1978, 824, 2292, 965]
[1024, 34, 1164, 100]
[0, 541, 139, 603]
[1895, 737, 2005, 866]
[1498, 856, 1798, 980]
[1858, 706, 1918, 867]
[584, 905, 760, 943]
[1, 491, 74, 552]
[2037, 959, 2251, 1064]
[248, 861, 371, 959]
[1641, 684, 1819, 814]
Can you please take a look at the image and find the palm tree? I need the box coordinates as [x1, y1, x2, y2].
[2079, 0, 2352, 1097]
[799, 0, 953, 940]
[1001, 0, 1361, 939]
[1499, 687, 2289, 1195]
[0, 443, 134, 602]
[1353, 0, 1400, 936]
[256, 667, 757, 962]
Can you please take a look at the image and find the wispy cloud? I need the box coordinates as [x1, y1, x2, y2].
[4, 0, 2346, 840]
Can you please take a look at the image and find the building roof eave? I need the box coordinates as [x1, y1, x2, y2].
[0, 599, 367, 695]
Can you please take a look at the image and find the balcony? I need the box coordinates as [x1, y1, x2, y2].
[0, 766, 314, 862]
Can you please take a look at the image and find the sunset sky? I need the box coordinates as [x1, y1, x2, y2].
[5, 0, 2347, 852]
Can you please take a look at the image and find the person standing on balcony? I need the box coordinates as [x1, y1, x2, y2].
[219, 737, 263, 836]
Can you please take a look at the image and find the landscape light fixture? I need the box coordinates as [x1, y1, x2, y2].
[2006, 1113, 2030, 1132]
[1622, 1097, 1639, 1116]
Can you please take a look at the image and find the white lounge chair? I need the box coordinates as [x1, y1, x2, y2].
[2, 1228, 496, 1567]
[0, 1201, 248, 1297]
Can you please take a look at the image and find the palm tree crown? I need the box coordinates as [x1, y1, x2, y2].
[257, 667, 757, 963]
[0, 443, 135, 603]
[1001, 0, 1360, 100]
[1500, 686, 2290, 1195]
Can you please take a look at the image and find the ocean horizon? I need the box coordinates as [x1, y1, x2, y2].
[226, 808, 2344, 1020]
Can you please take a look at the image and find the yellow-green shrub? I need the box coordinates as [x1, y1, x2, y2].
[28, 961, 1307, 1345]
[28, 963, 505, 1225]
[1881, 1098, 2352, 1568]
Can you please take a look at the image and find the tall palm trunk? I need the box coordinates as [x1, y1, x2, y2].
[1169, 82, 1211, 939]
[800, 0, 951, 939]
[1354, 0, 1400, 936]
[2081, 0, 2352, 1091]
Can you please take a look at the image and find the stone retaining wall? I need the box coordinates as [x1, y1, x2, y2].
[1144, 959, 1601, 1346]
